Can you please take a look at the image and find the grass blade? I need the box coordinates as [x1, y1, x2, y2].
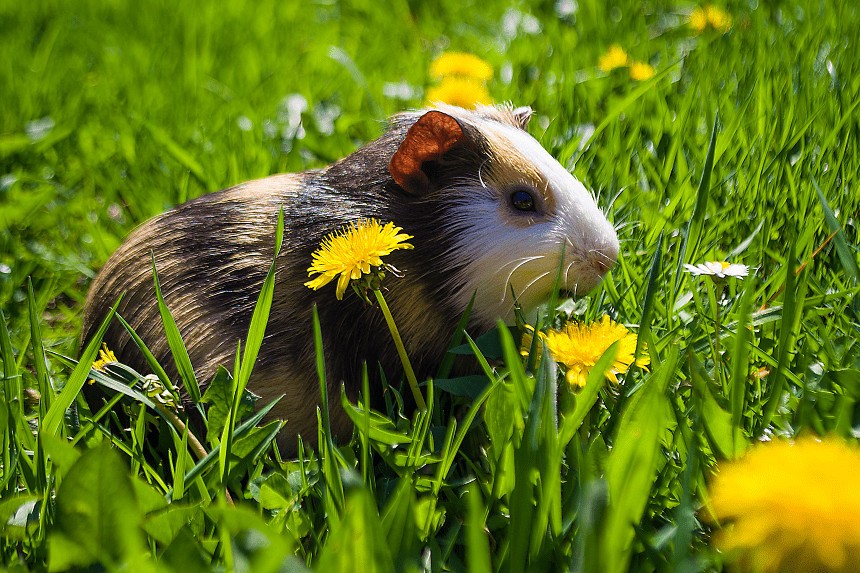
[1, 309, 23, 421]
[436, 291, 475, 380]
[813, 178, 859, 283]
[467, 485, 492, 573]
[558, 341, 619, 447]
[637, 231, 663, 358]
[729, 282, 755, 431]
[151, 254, 201, 403]
[761, 236, 799, 429]
[237, 209, 284, 389]
[27, 279, 52, 417]
[676, 114, 719, 288]
[116, 314, 175, 392]
[600, 346, 678, 573]
[42, 299, 120, 437]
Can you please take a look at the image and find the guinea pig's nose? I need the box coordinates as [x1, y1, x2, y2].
[588, 240, 619, 275]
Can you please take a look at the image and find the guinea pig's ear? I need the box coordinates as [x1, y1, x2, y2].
[511, 106, 533, 130]
[389, 110, 465, 195]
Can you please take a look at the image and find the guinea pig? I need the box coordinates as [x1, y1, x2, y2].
[80, 103, 619, 453]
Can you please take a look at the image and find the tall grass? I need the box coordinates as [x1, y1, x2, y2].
[1, 0, 859, 571]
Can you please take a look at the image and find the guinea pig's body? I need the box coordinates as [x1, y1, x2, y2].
[81, 104, 619, 452]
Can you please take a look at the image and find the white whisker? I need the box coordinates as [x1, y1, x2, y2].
[516, 271, 552, 305]
[496, 254, 544, 273]
[590, 249, 614, 263]
[497, 256, 545, 301]
[564, 260, 575, 288]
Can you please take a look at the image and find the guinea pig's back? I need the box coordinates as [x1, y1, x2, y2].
[81, 173, 307, 391]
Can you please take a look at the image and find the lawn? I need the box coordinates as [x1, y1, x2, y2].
[1, 0, 859, 571]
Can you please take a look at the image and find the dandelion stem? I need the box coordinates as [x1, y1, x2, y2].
[155, 402, 234, 504]
[373, 288, 427, 411]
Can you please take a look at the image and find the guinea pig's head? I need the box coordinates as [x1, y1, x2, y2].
[387, 104, 619, 328]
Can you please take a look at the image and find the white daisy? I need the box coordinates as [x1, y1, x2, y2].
[684, 261, 749, 279]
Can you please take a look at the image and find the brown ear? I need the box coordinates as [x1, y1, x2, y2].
[389, 110, 464, 195]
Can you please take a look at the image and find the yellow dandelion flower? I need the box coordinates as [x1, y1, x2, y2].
[305, 219, 413, 300]
[519, 324, 543, 361]
[429, 52, 493, 82]
[629, 61, 656, 81]
[92, 343, 117, 371]
[598, 44, 630, 72]
[709, 436, 860, 573]
[543, 315, 649, 388]
[89, 343, 117, 384]
[425, 77, 493, 108]
[689, 6, 708, 32]
[706, 5, 732, 32]
[690, 5, 732, 33]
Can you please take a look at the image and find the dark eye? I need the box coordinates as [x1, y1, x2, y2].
[510, 189, 536, 211]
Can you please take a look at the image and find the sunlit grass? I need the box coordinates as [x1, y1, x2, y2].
[1, 0, 859, 571]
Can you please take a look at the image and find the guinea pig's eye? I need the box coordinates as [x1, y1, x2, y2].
[510, 188, 536, 212]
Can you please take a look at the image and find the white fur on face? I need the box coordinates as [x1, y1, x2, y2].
[447, 115, 619, 327]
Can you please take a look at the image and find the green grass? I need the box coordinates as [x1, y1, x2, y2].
[2, 0, 860, 571]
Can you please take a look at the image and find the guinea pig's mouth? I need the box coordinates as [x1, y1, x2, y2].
[556, 270, 610, 299]
[557, 288, 578, 299]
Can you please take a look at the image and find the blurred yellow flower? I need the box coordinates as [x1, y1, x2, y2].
[707, 7, 732, 31]
[709, 436, 860, 573]
[426, 77, 493, 108]
[429, 52, 493, 82]
[690, 5, 732, 33]
[305, 219, 413, 300]
[629, 61, 655, 81]
[690, 6, 708, 31]
[598, 44, 630, 72]
[542, 315, 649, 388]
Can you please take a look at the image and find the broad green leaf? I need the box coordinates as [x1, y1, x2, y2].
[433, 375, 488, 399]
[689, 355, 747, 459]
[380, 479, 421, 569]
[207, 503, 295, 573]
[48, 445, 148, 571]
[201, 366, 256, 445]
[316, 487, 395, 573]
[600, 346, 678, 573]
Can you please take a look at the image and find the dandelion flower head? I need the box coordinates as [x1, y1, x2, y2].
[89, 343, 118, 385]
[690, 6, 709, 31]
[543, 315, 649, 388]
[92, 343, 117, 372]
[305, 219, 413, 300]
[684, 260, 749, 279]
[709, 436, 860, 573]
[426, 77, 493, 108]
[629, 61, 656, 81]
[690, 5, 732, 33]
[598, 44, 630, 72]
[429, 52, 493, 82]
